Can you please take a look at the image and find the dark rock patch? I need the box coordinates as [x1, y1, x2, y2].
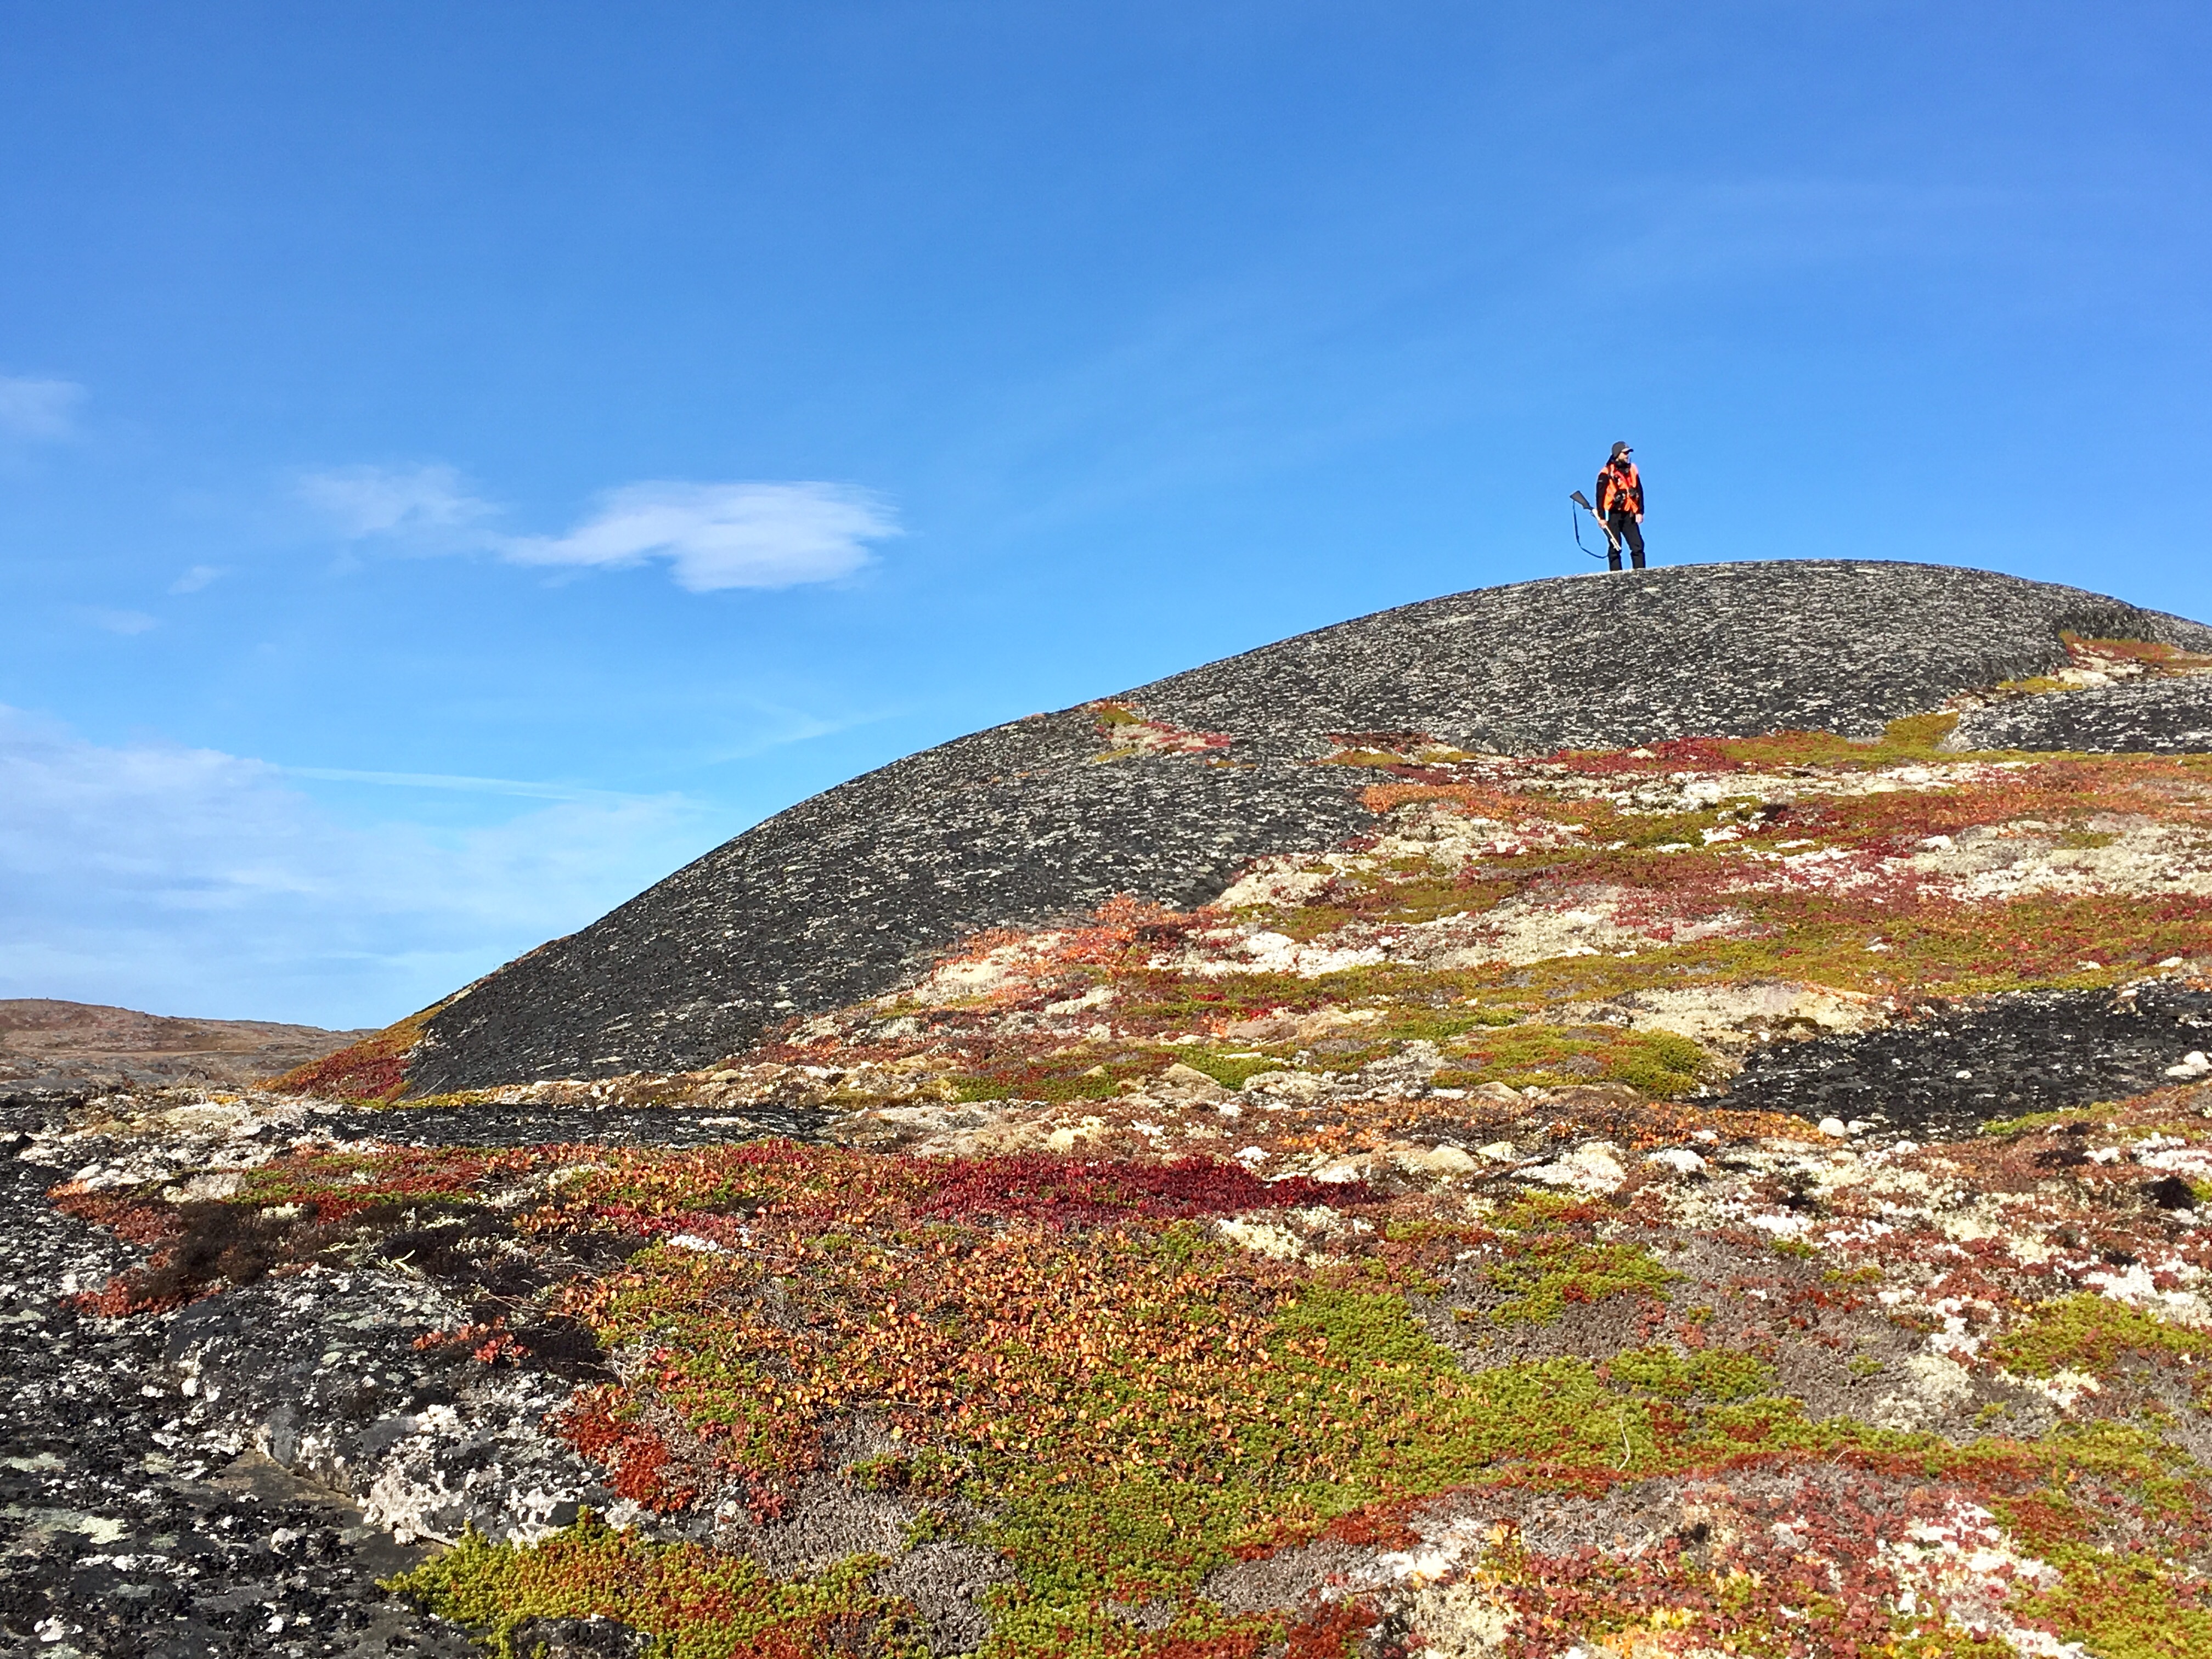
[317, 1100, 826, 1149]
[0, 1102, 476, 1657]
[0, 1092, 828, 1657]
[1716, 982, 2212, 1139]
[1133, 560, 2208, 755]
[505, 1617, 646, 1658]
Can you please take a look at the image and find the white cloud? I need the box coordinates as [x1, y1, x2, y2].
[499, 481, 897, 591]
[298, 462, 495, 539]
[300, 466, 895, 594]
[0, 374, 86, 441]
[82, 607, 159, 635]
[170, 564, 228, 594]
[0, 707, 716, 1028]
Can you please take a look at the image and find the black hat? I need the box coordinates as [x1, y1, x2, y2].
[1609, 441, 1632, 459]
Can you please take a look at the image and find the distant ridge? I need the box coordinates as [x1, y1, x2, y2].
[0, 999, 373, 1094]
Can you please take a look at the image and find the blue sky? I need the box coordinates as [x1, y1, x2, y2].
[3, 2, 2208, 1029]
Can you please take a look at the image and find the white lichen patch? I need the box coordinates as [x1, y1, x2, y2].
[1574, 981, 1880, 1053]
[1876, 1499, 2085, 1658]
[1911, 816, 2212, 901]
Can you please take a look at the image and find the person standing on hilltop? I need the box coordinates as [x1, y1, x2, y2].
[1595, 441, 1645, 572]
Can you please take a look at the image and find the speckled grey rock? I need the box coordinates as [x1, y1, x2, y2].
[1949, 674, 2212, 754]
[410, 560, 2212, 1090]
[0, 1105, 481, 1658]
[1132, 561, 2207, 755]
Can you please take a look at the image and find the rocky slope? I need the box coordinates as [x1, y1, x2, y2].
[12, 560, 2212, 1659]
[405, 560, 2212, 1092]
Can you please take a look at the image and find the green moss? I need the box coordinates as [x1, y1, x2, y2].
[1600, 1029, 1709, 1098]
[2009, 1545, 2212, 1659]
[1475, 1197, 1680, 1324]
[951, 1073, 1118, 1104]
[1713, 710, 1963, 768]
[385, 1516, 921, 1659]
[1482, 1238, 1679, 1324]
[1432, 1023, 1710, 1099]
[1602, 1344, 1775, 1402]
[1261, 871, 1515, 943]
[1980, 1105, 2106, 1137]
[1990, 1293, 2212, 1380]
[1990, 1424, 2212, 1658]
[377, 1088, 501, 1111]
[848, 1448, 970, 1499]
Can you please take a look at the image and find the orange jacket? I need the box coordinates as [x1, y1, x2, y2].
[1596, 459, 1643, 518]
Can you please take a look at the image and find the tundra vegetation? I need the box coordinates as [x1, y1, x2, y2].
[60, 643, 2212, 1657]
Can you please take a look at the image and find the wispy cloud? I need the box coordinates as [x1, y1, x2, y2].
[0, 374, 86, 442]
[81, 607, 159, 635]
[500, 481, 897, 592]
[297, 462, 496, 539]
[0, 707, 716, 1028]
[170, 564, 228, 594]
[299, 465, 897, 594]
[283, 766, 657, 804]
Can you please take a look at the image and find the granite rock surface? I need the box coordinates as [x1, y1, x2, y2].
[1950, 672, 2212, 754]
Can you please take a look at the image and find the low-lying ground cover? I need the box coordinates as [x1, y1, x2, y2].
[54, 1090, 2212, 1657]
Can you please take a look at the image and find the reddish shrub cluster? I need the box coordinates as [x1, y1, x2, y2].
[261, 1000, 449, 1099]
[263, 1033, 413, 1101]
[1544, 736, 1749, 774]
[49, 1186, 183, 1246]
[414, 1319, 531, 1365]
[57, 1193, 297, 1318]
[244, 1143, 552, 1220]
[67, 1270, 190, 1318]
[556, 1387, 701, 1513]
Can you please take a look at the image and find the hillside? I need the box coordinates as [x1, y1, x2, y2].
[10, 558, 2212, 1659]
[404, 560, 2212, 1092]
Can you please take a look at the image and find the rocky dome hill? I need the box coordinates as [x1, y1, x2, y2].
[387, 559, 2212, 1094]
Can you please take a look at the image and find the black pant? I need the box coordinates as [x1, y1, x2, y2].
[1605, 511, 1645, 571]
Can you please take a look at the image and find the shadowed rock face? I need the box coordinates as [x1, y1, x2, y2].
[409, 560, 2212, 1091]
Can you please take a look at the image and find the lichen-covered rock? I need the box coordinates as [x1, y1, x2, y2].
[1951, 670, 2212, 753]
